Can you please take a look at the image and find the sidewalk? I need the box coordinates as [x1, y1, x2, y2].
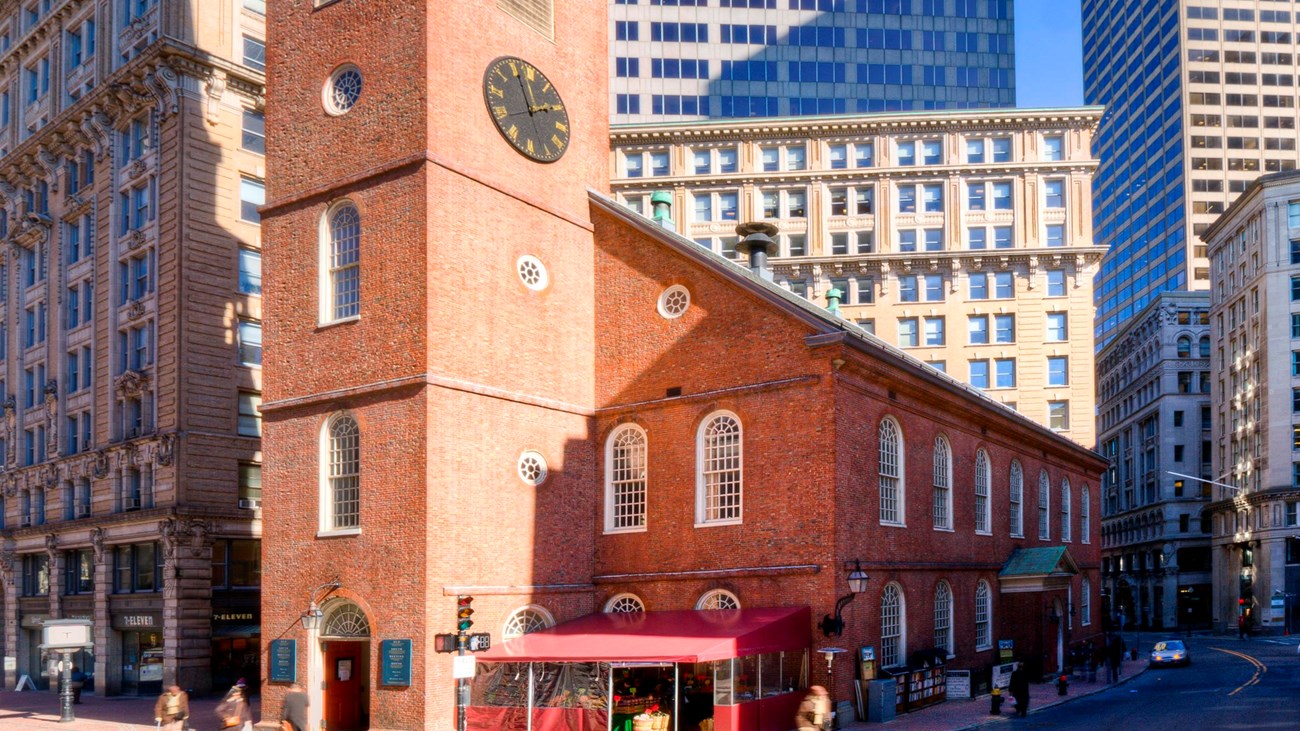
[839, 664, 1148, 730]
[0, 690, 261, 731]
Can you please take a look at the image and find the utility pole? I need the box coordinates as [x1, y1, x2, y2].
[455, 596, 474, 731]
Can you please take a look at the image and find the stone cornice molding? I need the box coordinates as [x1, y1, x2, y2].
[768, 246, 1107, 277]
[610, 160, 1099, 191]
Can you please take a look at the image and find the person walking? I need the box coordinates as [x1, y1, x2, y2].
[1008, 664, 1030, 718]
[154, 685, 190, 731]
[1106, 633, 1125, 683]
[69, 665, 86, 704]
[1238, 613, 1251, 640]
[217, 678, 255, 730]
[794, 685, 831, 731]
[282, 682, 310, 731]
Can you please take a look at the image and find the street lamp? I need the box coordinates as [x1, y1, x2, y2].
[301, 578, 342, 631]
[820, 560, 870, 637]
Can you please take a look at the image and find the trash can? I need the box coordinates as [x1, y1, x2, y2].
[866, 679, 896, 723]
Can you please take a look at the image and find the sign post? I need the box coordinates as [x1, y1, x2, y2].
[40, 619, 92, 724]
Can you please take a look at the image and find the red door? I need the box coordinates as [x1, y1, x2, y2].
[323, 641, 366, 731]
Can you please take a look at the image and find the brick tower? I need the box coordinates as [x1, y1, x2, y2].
[260, 1, 607, 727]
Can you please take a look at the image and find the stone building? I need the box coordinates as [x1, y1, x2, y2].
[1097, 291, 1214, 632]
[1203, 169, 1300, 635]
[260, 1, 1104, 729]
[0, 0, 265, 695]
[610, 108, 1106, 446]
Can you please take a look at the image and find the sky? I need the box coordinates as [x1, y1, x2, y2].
[1015, 0, 1086, 108]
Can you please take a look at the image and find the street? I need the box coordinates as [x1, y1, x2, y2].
[970, 635, 1300, 730]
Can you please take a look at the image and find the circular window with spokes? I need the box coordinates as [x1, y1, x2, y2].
[518, 450, 548, 486]
[324, 65, 363, 115]
[658, 284, 690, 319]
[517, 255, 549, 291]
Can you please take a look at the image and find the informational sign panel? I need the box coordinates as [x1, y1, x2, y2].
[859, 646, 876, 681]
[269, 639, 297, 683]
[992, 662, 1018, 690]
[946, 669, 971, 699]
[998, 639, 1014, 662]
[41, 619, 93, 650]
[380, 639, 412, 686]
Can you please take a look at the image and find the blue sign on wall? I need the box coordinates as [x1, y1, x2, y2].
[380, 639, 412, 687]
[269, 639, 297, 683]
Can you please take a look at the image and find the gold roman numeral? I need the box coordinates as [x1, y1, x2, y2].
[493, 105, 508, 119]
[555, 121, 568, 133]
[508, 125, 519, 141]
[525, 66, 536, 82]
[526, 139, 535, 154]
[551, 135, 565, 150]
[488, 84, 504, 99]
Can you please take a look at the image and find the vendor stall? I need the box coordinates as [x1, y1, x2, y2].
[469, 607, 810, 731]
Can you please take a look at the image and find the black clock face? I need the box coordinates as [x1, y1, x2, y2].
[483, 56, 570, 163]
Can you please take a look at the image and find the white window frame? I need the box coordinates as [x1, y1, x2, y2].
[1061, 478, 1072, 542]
[604, 593, 646, 613]
[879, 418, 905, 526]
[695, 411, 743, 526]
[974, 449, 991, 535]
[502, 605, 555, 640]
[881, 582, 906, 668]
[1009, 460, 1024, 537]
[1080, 577, 1091, 625]
[934, 581, 953, 657]
[319, 200, 361, 325]
[1081, 486, 1091, 543]
[933, 436, 952, 530]
[318, 412, 361, 537]
[696, 589, 741, 610]
[604, 424, 648, 533]
[975, 580, 992, 650]
[1038, 470, 1050, 540]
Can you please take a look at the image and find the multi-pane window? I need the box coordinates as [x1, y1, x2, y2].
[238, 319, 262, 366]
[239, 462, 262, 508]
[1009, 460, 1024, 537]
[994, 314, 1014, 343]
[1047, 269, 1066, 297]
[120, 115, 150, 166]
[975, 449, 990, 534]
[21, 553, 49, 596]
[1048, 400, 1069, 431]
[212, 539, 261, 589]
[1060, 479, 1072, 542]
[64, 548, 93, 594]
[881, 583, 904, 668]
[933, 436, 951, 530]
[242, 36, 266, 72]
[241, 110, 265, 154]
[328, 203, 361, 321]
[239, 177, 264, 223]
[1043, 135, 1064, 161]
[1044, 179, 1065, 209]
[327, 415, 361, 530]
[698, 412, 742, 524]
[991, 181, 1012, 210]
[1081, 486, 1090, 543]
[923, 316, 945, 346]
[1047, 356, 1069, 387]
[934, 582, 952, 655]
[968, 315, 989, 344]
[898, 317, 918, 347]
[993, 359, 1015, 388]
[1080, 577, 1091, 625]
[113, 542, 160, 593]
[1046, 224, 1065, 247]
[606, 425, 647, 532]
[239, 248, 262, 295]
[880, 418, 903, 525]
[237, 391, 261, 437]
[1038, 470, 1050, 539]
[975, 581, 991, 649]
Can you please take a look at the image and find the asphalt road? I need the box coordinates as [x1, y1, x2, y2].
[971, 635, 1300, 730]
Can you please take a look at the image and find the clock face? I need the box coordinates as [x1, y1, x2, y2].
[483, 56, 570, 163]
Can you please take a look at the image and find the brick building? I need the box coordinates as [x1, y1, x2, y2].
[260, 1, 1103, 729]
[0, 0, 265, 696]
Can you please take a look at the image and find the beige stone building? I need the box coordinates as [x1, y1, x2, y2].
[0, 0, 264, 695]
[611, 108, 1105, 445]
[1203, 169, 1300, 635]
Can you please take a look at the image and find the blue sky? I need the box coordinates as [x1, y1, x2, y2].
[1015, 0, 1085, 108]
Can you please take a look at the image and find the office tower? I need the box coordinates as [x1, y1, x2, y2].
[611, 107, 1106, 445]
[0, 0, 265, 695]
[1084, 0, 1300, 344]
[610, 0, 1015, 123]
[1096, 291, 1214, 633]
[1203, 170, 1300, 636]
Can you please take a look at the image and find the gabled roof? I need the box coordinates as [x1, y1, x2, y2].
[588, 190, 1105, 467]
[999, 547, 1079, 578]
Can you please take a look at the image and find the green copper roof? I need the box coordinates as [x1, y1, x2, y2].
[999, 547, 1076, 578]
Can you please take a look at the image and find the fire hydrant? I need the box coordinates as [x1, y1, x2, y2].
[990, 687, 1004, 714]
[1056, 674, 1069, 696]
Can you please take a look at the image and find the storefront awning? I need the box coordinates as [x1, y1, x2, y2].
[478, 606, 810, 663]
[211, 624, 261, 638]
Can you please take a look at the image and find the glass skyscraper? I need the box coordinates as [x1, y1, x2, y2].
[1084, 0, 1300, 345]
[610, 0, 1015, 124]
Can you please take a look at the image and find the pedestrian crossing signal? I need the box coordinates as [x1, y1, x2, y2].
[457, 595, 475, 631]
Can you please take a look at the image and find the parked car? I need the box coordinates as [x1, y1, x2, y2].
[1149, 640, 1190, 667]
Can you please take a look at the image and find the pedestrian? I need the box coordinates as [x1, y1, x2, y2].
[217, 678, 255, 730]
[1238, 613, 1252, 640]
[69, 665, 85, 704]
[794, 685, 831, 731]
[154, 684, 190, 731]
[1106, 633, 1125, 683]
[1008, 664, 1029, 718]
[282, 682, 310, 731]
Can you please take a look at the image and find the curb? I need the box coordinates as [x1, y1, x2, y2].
[948, 667, 1150, 731]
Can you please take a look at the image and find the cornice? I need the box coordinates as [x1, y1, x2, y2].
[610, 160, 1100, 190]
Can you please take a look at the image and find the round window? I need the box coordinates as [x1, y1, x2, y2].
[658, 284, 690, 319]
[518, 450, 548, 486]
[324, 65, 363, 115]
[517, 255, 549, 291]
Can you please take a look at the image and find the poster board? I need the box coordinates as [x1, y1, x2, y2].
[946, 669, 971, 699]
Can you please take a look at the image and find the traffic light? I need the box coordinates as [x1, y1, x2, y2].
[1238, 598, 1247, 606]
[457, 595, 475, 632]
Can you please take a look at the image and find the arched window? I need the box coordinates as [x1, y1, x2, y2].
[974, 581, 991, 650]
[880, 583, 905, 668]
[696, 412, 742, 524]
[1038, 470, 1050, 540]
[605, 425, 647, 532]
[1061, 478, 1072, 542]
[880, 418, 904, 525]
[1081, 485, 1091, 544]
[933, 581, 953, 656]
[1009, 460, 1024, 537]
[322, 414, 360, 531]
[696, 589, 741, 610]
[604, 594, 646, 613]
[323, 202, 361, 322]
[1080, 577, 1091, 626]
[321, 601, 371, 638]
[503, 605, 555, 640]
[1176, 336, 1191, 357]
[932, 436, 951, 530]
[974, 449, 991, 534]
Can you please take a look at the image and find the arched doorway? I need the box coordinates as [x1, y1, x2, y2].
[319, 601, 371, 731]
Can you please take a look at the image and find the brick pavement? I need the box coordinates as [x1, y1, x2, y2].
[0, 690, 260, 731]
